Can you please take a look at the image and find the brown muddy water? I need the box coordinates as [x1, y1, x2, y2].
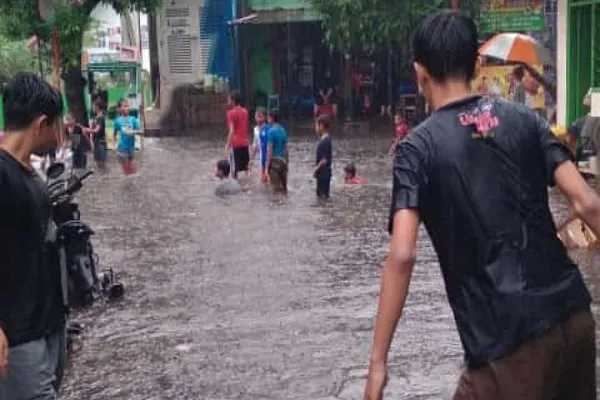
[60, 131, 600, 400]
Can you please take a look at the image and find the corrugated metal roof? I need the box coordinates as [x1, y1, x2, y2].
[229, 9, 319, 25]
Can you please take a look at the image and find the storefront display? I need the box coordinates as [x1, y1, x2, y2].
[473, 64, 546, 110]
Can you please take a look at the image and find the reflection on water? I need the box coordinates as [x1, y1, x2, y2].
[61, 131, 600, 400]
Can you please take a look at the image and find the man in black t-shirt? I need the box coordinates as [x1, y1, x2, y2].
[364, 11, 600, 400]
[0, 74, 66, 399]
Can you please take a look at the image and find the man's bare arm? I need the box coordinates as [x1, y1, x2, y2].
[226, 123, 235, 149]
[369, 209, 420, 364]
[0, 326, 7, 379]
[554, 161, 600, 237]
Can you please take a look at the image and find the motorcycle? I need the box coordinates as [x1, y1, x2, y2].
[46, 162, 124, 349]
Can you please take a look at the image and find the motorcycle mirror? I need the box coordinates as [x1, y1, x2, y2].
[46, 162, 65, 179]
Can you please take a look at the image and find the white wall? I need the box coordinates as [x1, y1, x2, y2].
[556, 0, 567, 125]
[156, 0, 204, 114]
[90, 5, 150, 71]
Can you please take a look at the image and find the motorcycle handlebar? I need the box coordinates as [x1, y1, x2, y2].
[50, 170, 95, 202]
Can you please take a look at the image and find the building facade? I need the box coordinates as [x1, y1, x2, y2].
[155, 0, 235, 113]
[232, 0, 324, 113]
[556, 0, 600, 125]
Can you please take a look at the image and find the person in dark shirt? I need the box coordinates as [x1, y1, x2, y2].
[65, 112, 90, 172]
[83, 99, 107, 169]
[314, 115, 333, 199]
[0, 73, 66, 399]
[364, 11, 600, 400]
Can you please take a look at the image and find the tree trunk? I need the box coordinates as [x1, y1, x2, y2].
[63, 64, 88, 126]
[148, 12, 160, 106]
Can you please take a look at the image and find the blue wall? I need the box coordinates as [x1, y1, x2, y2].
[199, 0, 234, 79]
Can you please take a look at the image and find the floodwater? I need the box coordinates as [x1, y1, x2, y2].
[61, 129, 600, 400]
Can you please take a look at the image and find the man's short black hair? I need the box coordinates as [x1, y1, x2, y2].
[316, 115, 331, 130]
[268, 108, 280, 123]
[229, 92, 242, 106]
[344, 163, 356, 177]
[255, 106, 267, 116]
[412, 10, 479, 83]
[117, 98, 128, 108]
[217, 159, 231, 176]
[3, 73, 63, 131]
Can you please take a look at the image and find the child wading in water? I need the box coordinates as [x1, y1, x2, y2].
[250, 107, 270, 183]
[343, 163, 363, 184]
[266, 109, 289, 194]
[82, 99, 107, 170]
[114, 98, 141, 175]
[215, 159, 243, 196]
[314, 115, 333, 198]
[65, 112, 91, 173]
[389, 111, 410, 155]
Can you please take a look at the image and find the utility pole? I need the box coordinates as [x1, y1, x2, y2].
[51, 28, 61, 90]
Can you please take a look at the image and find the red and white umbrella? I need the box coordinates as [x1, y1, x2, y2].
[479, 33, 552, 65]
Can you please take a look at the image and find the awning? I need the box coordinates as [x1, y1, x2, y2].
[228, 9, 320, 25]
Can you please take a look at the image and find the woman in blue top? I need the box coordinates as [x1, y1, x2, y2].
[113, 98, 141, 175]
[266, 109, 288, 194]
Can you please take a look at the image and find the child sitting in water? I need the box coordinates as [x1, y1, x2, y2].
[215, 159, 243, 196]
[389, 111, 410, 155]
[343, 163, 364, 185]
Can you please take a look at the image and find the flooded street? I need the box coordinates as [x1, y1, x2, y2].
[61, 131, 600, 400]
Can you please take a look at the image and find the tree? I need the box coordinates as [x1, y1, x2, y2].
[307, 0, 481, 55]
[0, 0, 161, 123]
[0, 37, 40, 86]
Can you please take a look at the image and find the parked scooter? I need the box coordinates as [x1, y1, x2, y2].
[46, 162, 124, 350]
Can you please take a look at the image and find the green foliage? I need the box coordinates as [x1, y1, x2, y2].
[308, 0, 481, 53]
[0, 36, 39, 85]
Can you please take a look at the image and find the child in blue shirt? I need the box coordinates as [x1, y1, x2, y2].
[250, 107, 270, 183]
[113, 98, 141, 175]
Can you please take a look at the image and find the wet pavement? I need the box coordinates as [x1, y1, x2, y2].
[61, 131, 600, 400]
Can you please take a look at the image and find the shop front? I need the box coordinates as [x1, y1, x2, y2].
[232, 6, 336, 117]
[564, 0, 600, 124]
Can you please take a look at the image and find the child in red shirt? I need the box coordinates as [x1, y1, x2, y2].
[343, 163, 364, 185]
[389, 112, 410, 155]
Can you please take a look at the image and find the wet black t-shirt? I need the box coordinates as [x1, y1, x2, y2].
[0, 149, 65, 346]
[389, 96, 591, 365]
[93, 115, 106, 145]
[68, 124, 88, 153]
[316, 135, 333, 178]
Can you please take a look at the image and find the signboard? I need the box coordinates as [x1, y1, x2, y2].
[472, 64, 546, 109]
[480, 10, 544, 33]
[480, 0, 544, 33]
